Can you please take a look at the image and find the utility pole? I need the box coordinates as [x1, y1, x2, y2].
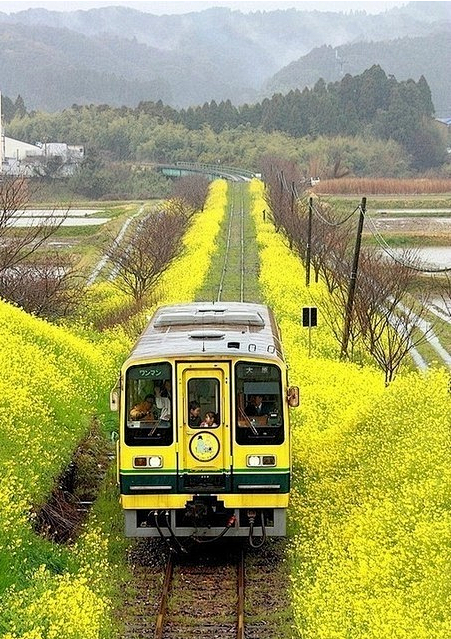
[341, 197, 366, 359]
[306, 196, 313, 287]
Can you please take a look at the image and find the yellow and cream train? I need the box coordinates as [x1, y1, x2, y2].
[111, 302, 298, 544]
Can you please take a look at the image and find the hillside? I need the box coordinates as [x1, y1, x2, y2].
[265, 29, 451, 117]
[0, 2, 449, 111]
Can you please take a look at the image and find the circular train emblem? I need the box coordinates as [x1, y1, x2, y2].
[189, 431, 220, 462]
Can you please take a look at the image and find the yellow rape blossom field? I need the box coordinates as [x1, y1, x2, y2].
[249, 179, 451, 639]
[0, 181, 228, 639]
[1, 177, 450, 638]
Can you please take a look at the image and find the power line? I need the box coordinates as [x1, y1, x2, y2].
[365, 214, 451, 274]
[272, 169, 451, 274]
[275, 170, 361, 227]
[310, 201, 360, 227]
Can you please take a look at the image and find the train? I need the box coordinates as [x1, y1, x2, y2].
[110, 301, 299, 547]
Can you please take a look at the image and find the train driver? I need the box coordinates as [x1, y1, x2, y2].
[188, 401, 202, 427]
[129, 394, 157, 421]
[245, 395, 271, 416]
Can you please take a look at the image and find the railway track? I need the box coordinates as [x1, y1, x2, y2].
[217, 183, 246, 303]
[197, 182, 261, 305]
[120, 182, 295, 639]
[154, 544, 245, 639]
[122, 539, 294, 639]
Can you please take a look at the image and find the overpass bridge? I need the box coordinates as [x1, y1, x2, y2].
[155, 162, 259, 182]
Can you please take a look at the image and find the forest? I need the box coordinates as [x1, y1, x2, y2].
[3, 66, 450, 200]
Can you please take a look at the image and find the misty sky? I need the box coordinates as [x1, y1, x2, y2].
[0, 0, 412, 15]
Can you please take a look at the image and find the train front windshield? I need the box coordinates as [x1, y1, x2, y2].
[125, 362, 173, 446]
[235, 361, 284, 444]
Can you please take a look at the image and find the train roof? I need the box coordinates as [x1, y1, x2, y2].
[125, 302, 284, 364]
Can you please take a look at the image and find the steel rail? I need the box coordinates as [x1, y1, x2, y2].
[154, 552, 174, 639]
[239, 185, 245, 303]
[153, 548, 246, 639]
[217, 184, 246, 303]
[237, 548, 246, 639]
[217, 186, 236, 302]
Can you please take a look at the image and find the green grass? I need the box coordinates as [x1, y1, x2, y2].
[327, 194, 451, 207]
[196, 183, 263, 304]
[362, 233, 451, 247]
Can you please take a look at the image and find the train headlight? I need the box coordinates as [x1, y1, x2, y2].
[247, 455, 276, 467]
[247, 455, 261, 467]
[133, 456, 163, 468]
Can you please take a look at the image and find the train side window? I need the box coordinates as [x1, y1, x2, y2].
[124, 362, 173, 446]
[187, 378, 220, 427]
[235, 362, 284, 445]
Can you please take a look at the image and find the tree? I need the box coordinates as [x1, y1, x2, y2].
[406, 119, 448, 171]
[440, 273, 451, 318]
[417, 75, 435, 117]
[0, 176, 62, 272]
[171, 175, 210, 213]
[31, 155, 70, 180]
[0, 175, 85, 318]
[354, 250, 432, 384]
[106, 207, 188, 302]
[1, 94, 16, 123]
[0, 254, 85, 320]
[68, 149, 107, 199]
[14, 95, 27, 119]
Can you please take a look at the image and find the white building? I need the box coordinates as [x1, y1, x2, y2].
[2, 136, 42, 175]
[1, 90, 84, 176]
[5, 136, 42, 160]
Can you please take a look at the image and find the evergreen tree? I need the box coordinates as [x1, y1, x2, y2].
[1, 95, 15, 123]
[14, 95, 27, 119]
[417, 75, 435, 117]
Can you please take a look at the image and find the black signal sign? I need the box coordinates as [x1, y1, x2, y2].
[302, 307, 317, 327]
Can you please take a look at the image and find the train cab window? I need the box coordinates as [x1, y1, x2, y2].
[125, 362, 173, 446]
[187, 378, 220, 428]
[235, 362, 284, 444]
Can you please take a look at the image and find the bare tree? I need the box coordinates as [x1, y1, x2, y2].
[354, 250, 432, 384]
[107, 207, 188, 302]
[163, 196, 195, 221]
[0, 254, 86, 319]
[439, 273, 451, 317]
[0, 175, 67, 270]
[260, 155, 309, 271]
[261, 159, 355, 295]
[317, 276, 365, 361]
[303, 199, 354, 292]
[171, 175, 210, 213]
[0, 175, 84, 318]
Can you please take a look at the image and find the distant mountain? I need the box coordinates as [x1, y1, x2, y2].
[265, 30, 451, 117]
[0, 2, 449, 112]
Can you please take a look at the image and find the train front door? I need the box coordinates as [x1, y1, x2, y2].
[177, 362, 231, 491]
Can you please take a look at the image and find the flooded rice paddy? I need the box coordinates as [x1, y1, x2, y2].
[10, 209, 109, 227]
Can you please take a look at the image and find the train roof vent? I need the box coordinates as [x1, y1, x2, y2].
[189, 330, 225, 340]
[154, 312, 202, 326]
[221, 311, 265, 326]
[155, 310, 264, 327]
